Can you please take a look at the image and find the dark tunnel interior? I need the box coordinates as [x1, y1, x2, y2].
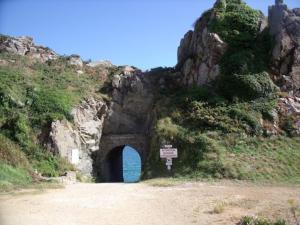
[103, 146, 124, 182]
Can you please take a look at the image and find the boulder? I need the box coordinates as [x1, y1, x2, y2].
[68, 54, 83, 67]
[176, 6, 227, 87]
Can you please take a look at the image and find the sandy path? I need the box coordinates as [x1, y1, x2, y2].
[0, 182, 299, 225]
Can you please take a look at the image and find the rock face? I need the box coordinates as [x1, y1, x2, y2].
[91, 67, 155, 180]
[177, 4, 227, 87]
[100, 68, 154, 153]
[278, 97, 300, 136]
[104, 72, 153, 135]
[0, 35, 58, 62]
[67, 54, 83, 67]
[49, 67, 155, 178]
[269, 1, 300, 96]
[49, 97, 107, 176]
[87, 60, 113, 68]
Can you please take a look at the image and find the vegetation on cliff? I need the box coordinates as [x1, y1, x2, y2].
[145, 0, 300, 183]
[0, 53, 111, 190]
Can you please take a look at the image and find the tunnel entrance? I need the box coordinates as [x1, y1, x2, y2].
[93, 145, 142, 183]
[104, 146, 124, 182]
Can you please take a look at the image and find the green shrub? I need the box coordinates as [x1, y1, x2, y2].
[281, 115, 298, 137]
[209, 0, 261, 46]
[238, 216, 287, 225]
[31, 88, 75, 125]
[229, 108, 262, 134]
[219, 72, 278, 100]
[13, 113, 32, 150]
[33, 155, 74, 177]
[0, 134, 31, 170]
[208, 0, 275, 101]
[0, 180, 14, 192]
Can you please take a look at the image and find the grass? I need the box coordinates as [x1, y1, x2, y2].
[0, 161, 32, 192]
[222, 136, 300, 183]
[0, 160, 64, 193]
[143, 178, 187, 187]
[212, 201, 226, 214]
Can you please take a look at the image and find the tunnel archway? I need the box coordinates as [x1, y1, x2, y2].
[100, 145, 142, 183]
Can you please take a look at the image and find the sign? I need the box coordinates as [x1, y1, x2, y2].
[160, 145, 178, 171]
[160, 146, 178, 158]
[166, 158, 172, 166]
[71, 149, 79, 165]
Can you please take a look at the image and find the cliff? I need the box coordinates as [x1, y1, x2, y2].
[1, 0, 300, 184]
[269, 1, 300, 97]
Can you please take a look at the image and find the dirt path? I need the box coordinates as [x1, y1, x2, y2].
[0, 181, 300, 225]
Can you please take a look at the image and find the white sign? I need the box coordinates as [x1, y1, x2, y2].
[71, 149, 79, 165]
[164, 145, 173, 148]
[160, 147, 178, 158]
[166, 158, 172, 166]
[160, 145, 178, 171]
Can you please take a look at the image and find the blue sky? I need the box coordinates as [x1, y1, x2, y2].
[0, 0, 299, 70]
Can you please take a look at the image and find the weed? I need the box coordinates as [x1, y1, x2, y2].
[212, 201, 226, 214]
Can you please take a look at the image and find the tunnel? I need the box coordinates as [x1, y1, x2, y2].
[97, 145, 142, 183]
[104, 146, 124, 182]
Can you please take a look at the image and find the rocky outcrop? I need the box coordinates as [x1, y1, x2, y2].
[269, 1, 300, 96]
[67, 54, 83, 67]
[0, 35, 58, 62]
[177, 5, 227, 87]
[278, 97, 300, 135]
[87, 60, 113, 68]
[49, 97, 107, 176]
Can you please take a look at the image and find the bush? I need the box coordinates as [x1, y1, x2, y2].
[31, 88, 75, 125]
[238, 216, 287, 225]
[0, 162, 32, 191]
[0, 134, 31, 170]
[219, 72, 278, 100]
[33, 155, 74, 177]
[229, 108, 262, 134]
[208, 0, 275, 101]
[281, 115, 298, 137]
[209, 0, 261, 46]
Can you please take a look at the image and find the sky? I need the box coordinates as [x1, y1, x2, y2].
[0, 0, 299, 70]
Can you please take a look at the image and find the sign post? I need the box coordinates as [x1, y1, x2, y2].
[160, 145, 178, 171]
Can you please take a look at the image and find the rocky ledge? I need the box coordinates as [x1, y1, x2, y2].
[0, 35, 58, 62]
